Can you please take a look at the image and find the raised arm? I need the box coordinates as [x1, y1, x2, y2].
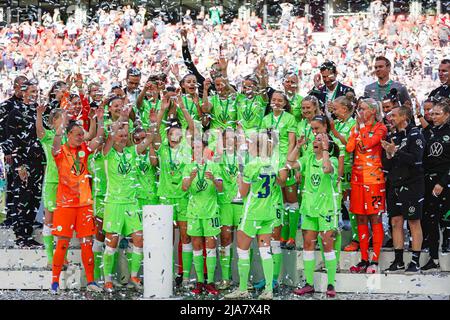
[217, 57, 236, 94]
[52, 111, 67, 157]
[177, 93, 195, 137]
[182, 167, 197, 192]
[255, 57, 269, 102]
[154, 95, 170, 151]
[88, 107, 105, 153]
[201, 78, 212, 113]
[84, 107, 97, 141]
[285, 136, 305, 170]
[137, 80, 155, 110]
[148, 139, 158, 167]
[321, 135, 334, 174]
[181, 28, 206, 86]
[136, 129, 154, 154]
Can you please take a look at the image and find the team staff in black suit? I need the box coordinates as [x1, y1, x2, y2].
[0, 75, 28, 228]
[6, 80, 45, 247]
[421, 99, 450, 271]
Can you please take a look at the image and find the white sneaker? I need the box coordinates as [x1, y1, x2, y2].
[224, 288, 251, 299]
[86, 282, 103, 293]
[258, 290, 273, 300]
[366, 263, 379, 274]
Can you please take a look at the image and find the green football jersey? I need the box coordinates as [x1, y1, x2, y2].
[242, 157, 281, 221]
[218, 152, 239, 204]
[182, 161, 221, 219]
[332, 117, 356, 167]
[39, 129, 60, 184]
[236, 93, 266, 131]
[89, 151, 107, 197]
[261, 111, 296, 163]
[177, 95, 202, 129]
[209, 95, 237, 129]
[104, 146, 139, 204]
[288, 94, 303, 122]
[298, 153, 340, 217]
[136, 150, 158, 200]
[157, 139, 192, 199]
[297, 118, 315, 156]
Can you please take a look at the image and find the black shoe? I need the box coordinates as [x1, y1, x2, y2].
[405, 262, 420, 274]
[421, 259, 440, 272]
[15, 238, 28, 248]
[421, 240, 429, 251]
[0, 218, 13, 228]
[175, 273, 183, 287]
[25, 239, 43, 248]
[383, 238, 394, 248]
[442, 246, 450, 253]
[384, 261, 405, 273]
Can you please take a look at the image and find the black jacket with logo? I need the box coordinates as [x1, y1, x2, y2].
[423, 122, 450, 187]
[382, 124, 426, 187]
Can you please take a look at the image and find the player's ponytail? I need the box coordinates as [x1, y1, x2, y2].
[334, 92, 356, 114]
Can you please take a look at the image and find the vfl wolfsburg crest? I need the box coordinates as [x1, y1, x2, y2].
[311, 174, 321, 187]
[118, 161, 132, 175]
[218, 112, 230, 123]
[227, 165, 238, 176]
[242, 107, 253, 122]
[169, 162, 179, 173]
[139, 162, 150, 174]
